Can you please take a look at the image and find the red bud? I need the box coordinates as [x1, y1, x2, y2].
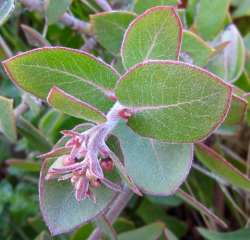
[90, 179, 102, 189]
[86, 168, 98, 181]
[62, 154, 76, 166]
[99, 157, 114, 172]
[119, 109, 131, 119]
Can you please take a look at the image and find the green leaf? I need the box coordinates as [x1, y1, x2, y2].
[232, 0, 250, 18]
[194, 0, 230, 41]
[0, 96, 16, 142]
[21, 24, 51, 47]
[0, 0, 16, 26]
[113, 120, 193, 195]
[234, 70, 250, 92]
[47, 86, 107, 123]
[210, 41, 230, 59]
[133, 0, 181, 15]
[214, 124, 240, 135]
[244, 32, 250, 51]
[97, 215, 118, 240]
[5, 159, 42, 172]
[146, 194, 182, 207]
[121, 7, 182, 70]
[3, 47, 120, 111]
[111, 54, 127, 76]
[90, 11, 137, 54]
[180, 30, 214, 67]
[37, 147, 72, 159]
[223, 94, 247, 125]
[186, 0, 200, 26]
[70, 223, 93, 240]
[16, 116, 53, 153]
[195, 143, 250, 190]
[34, 231, 53, 240]
[113, 218, 135, 234]
[198, 227, 250, 240]
[118, 223, 165, 240]
[40, 156, 122, 235]
[177, 9, 185, 27]
[175, 189, 227, 227]
[115, 61, 233, 143]
[163, 228, 178, 240]
[44, 0, 73, 25]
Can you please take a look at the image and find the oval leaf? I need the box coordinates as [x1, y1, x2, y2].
[0, 0, 16, 26]
[195, 143, 250, 190]
[3, 47, 120, 111]
[121, 6, 182, 70]
[47, 86, 107, 123]
[113, 120, 193, 195]
[115, 61, 233, 143]
[90, 11, 137, 54]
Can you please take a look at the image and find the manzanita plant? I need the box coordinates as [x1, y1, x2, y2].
[1, 0, 250, 239]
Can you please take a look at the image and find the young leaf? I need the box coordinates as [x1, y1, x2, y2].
[194, 0, 230, 41]
[39, 157, 122, 235]
[37, 147, 72, 159]
[210, 41, 231, 59]
[0, 0, 16, 26]
[21, 24, 51, 47]
[3, 47, 120, 111]
[121, 7, 182, 70]
[0, 96, 16, 143]
[198, 227, 250, 240]
[214, 125, 240, 136]
[115, 61, 233, 143]
[195, 143, 250, 190]
[175, 189, 227, 228]
[133, 0, 181, 15]
[118, 222, 165, 240]
[113, 120, 193, 195]
[97, 215, 119, 240]
[222, 94, 247, 125]
[180, 30, 214, 68]
[164, 228, 178, 240]
[232, 0, 250, 19]
[47, 86, 107, 123]
[44, 0, 73, 25]
[16, 116, 53, 153]
[5, 159, 42, 172]
[90, 11, 137, 54]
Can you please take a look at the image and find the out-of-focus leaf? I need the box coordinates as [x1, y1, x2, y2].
[5, 159, 42, 172]
[175, 189, 227, 227]
[97, 215, 118, 240]
[164, 228, 178, 240]
[146, 194, 182, 207]
[118, 222, 165, 240]
[186, 0, 200, 26]
[70, 223, 93, 240]
[44, 0, 73, 25]
[244, 33, 250, 51]
[210, 41, 231, 59]
[0, 0, 16, 26]
[177, 9, 185, 27]
[234, 70, 250, 92]
[121, 7, 182, 70]
[113, 218, 135, 235]
[223, 94, 247, 125]
[115, 61, 233, 143]
[16, 116, 53, 153]
[0, 96, 16, 143]
[113, 120, 193, 195]
[194, 0, 230, 41]
[214, 124, 240, 135]
[34, 231, 53, 240]
[180, 30, 214, 67]
[3, 47, 120, 111]
[231, 0, 245, 7]
[198, 227, 250, 240]
[21, 24, 51, 47]
[90, 11, 137, 54]
[232, 0, 250, 19]
[195, 143, 250, 190]
[47, 86, 107, 123]
[133, 0, 181, 15]
[28, 214, 48, 233]
[111, 54, 126, 76]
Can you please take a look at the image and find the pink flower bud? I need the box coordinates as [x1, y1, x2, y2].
[62, 154, 76, 166]
[65, 138, 76, 147]
[86, 168, 98, 181]
[90, 179, 102, 189]
[119, 109, 131, 119]
[99, 157, 114, 172]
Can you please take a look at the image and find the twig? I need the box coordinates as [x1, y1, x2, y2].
[93, 0, 112, 12]
[81, 0, 99, 13]
[80, 37, 97, 53]
[18, 0, 91, 34]
[87, 185, 134, 240]
[13, 100, 29, 118]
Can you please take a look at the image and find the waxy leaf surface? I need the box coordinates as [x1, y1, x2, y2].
[175, 189, 227, 227]
[180, 30, 214, 67]
[5, 159, 42, 172]
[115, 61, 233, 143]
[97, 215, 118, 240]
[44, 0, 72, 25]
[47, 86, 107, 123]
[90, 11, 137, 54]
[0, 96, 16, 142]
[223, 94, 247, 125]
[133, 0, 180, 15]
[118, 222, 165, 240]
[195, 143, 250, 190]
[194, 0, 230, 41]
[113, 120, 193, 195]
[198, 227, 250, 240]
[121, 7, 182, 70]
[0, 0, 16, 26]
[3, 47, 120, 111]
